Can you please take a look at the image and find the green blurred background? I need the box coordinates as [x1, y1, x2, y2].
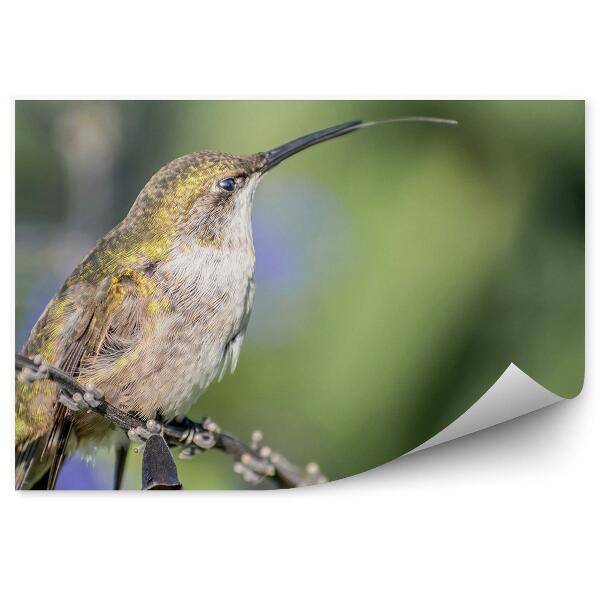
[15, 101, 584, 489]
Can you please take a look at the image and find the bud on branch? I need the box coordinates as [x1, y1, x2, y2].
[15, 353, 326, 490]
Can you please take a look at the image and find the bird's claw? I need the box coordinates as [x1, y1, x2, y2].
[177, 416, 220, 459]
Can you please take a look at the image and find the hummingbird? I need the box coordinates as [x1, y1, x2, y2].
[15, 116, 456, 489]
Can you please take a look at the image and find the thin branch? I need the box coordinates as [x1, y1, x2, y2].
[15, 353, 326, 489]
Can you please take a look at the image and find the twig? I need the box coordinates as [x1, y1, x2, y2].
[15, 353, 327, 489]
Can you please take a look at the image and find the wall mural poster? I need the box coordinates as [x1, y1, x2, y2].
[14, 100, 584, 490]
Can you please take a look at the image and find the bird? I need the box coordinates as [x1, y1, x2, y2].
[15, 115, 457, 490]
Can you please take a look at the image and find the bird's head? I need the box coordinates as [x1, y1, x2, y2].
[128, 116, 457, 249]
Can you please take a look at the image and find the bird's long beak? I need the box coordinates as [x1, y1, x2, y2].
[260, 116, 458, 172]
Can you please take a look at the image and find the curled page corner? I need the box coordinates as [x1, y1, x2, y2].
[408, 363, 566, 454]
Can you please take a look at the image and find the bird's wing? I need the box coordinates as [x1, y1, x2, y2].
[16, 267, 153, 489]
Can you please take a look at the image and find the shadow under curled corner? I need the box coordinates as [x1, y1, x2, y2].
[324, 364, 584, 490]
[408, 363, 578, 454]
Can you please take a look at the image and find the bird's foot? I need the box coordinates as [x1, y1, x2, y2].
[175, 416, 220, 459]
[128, 419, 163, 454]
[58, 382, 104, 412]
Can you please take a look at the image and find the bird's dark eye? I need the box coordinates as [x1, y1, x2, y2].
[218, 177, 236, 192]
